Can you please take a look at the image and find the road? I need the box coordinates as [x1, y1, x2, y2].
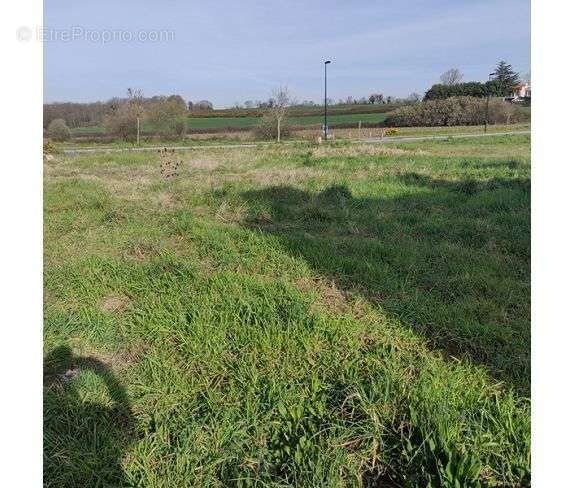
[62, 130, 530, 154]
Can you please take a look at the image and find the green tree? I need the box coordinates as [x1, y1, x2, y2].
[424, 82, 487, 101]
[493, 60, 520, 95]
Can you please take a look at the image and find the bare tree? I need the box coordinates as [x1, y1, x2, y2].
[104, 88, 146, 141]
[269, 86, 292, 142]
[127, 88, 146, 143]
[439, 68, 464, 85]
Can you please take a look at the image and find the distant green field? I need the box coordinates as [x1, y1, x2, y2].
[185, 112, 387, 129]
[71, 126, 106, 136]
[189, 103, 399, 118]
[70, 112, 388, 136]
[291, 112, 386, 127]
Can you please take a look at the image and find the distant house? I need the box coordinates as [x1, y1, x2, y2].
[512, 82, 531, 100]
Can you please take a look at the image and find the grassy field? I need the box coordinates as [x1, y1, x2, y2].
[188, 103, 400, 118]
[63, 123, 530, 149]
[186, 113, 387, 130]
[304, 123, 531, 141]
[44, 134, 530, 486]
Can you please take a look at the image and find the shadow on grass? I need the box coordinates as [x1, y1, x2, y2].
[241, 173, 530, 392]
[44, 346, 135, 487]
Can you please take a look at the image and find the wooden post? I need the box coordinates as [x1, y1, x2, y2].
[136, 117, 140, 145]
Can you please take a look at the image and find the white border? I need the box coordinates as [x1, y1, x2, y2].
[0, 0, 43, 485]
[532, 0, 574, 485]
[2, 0, 574, 485]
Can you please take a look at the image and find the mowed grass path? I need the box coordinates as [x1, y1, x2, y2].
[44, 135, 530, 487]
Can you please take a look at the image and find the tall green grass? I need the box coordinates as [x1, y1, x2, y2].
[44, 135, 530, 486]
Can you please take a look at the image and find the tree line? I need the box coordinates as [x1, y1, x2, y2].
[424, 61, 526, 101]
[44, 90, 416, 131]
[44, 92, 208, 129]
[384, 96, 529, 127]
[45, 89, 191, 141]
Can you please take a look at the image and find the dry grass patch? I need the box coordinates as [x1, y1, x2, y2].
[246, 167, 325, 186]
[123, 240, 161, 262]
[155, 191, 178, 208]
[297, 276, 354, 315]
[311, 144, 427, 158]
[186, 155, 222, 171]
[101, 294, 132, 314]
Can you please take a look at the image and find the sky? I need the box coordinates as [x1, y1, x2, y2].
[43, 0, 530, 107]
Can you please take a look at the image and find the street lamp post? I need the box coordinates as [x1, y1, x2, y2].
[484, 72, 496, 133]
[324, 60, 331, 140]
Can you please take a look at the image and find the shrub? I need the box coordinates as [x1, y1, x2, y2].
[103, 103, 142, 140]
[252, 114, 293, 140]
[384, 97, 529, 127]
[148, 98, 187, 137]
[424, 82, 488, 101]
[488, 98, 530, 125]
[47, 118, 71, 141]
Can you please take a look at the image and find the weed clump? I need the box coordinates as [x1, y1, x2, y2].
[269, 383, 328, 479]
[456, 179, 479, 195]
[158, 148, 182, 178]
[300, 150, 316, 167]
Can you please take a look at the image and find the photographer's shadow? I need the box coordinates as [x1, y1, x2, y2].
[44, 346, 135, 487]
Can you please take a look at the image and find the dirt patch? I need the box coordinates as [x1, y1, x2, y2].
[156, 191, 177, 208]
[101, 347, 145, 368]
[297, 276, 351, 314]
[124, 241, 160, 262]
[43, 344, 145, 390]
[101, 294, 131, 313]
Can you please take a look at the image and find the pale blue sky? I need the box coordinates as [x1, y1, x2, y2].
[43, 0, 530, 107]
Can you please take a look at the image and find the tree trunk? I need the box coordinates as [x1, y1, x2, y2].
[277, 117, 281, 142]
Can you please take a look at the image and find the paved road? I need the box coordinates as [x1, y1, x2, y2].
[62, 130, 530, 154]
